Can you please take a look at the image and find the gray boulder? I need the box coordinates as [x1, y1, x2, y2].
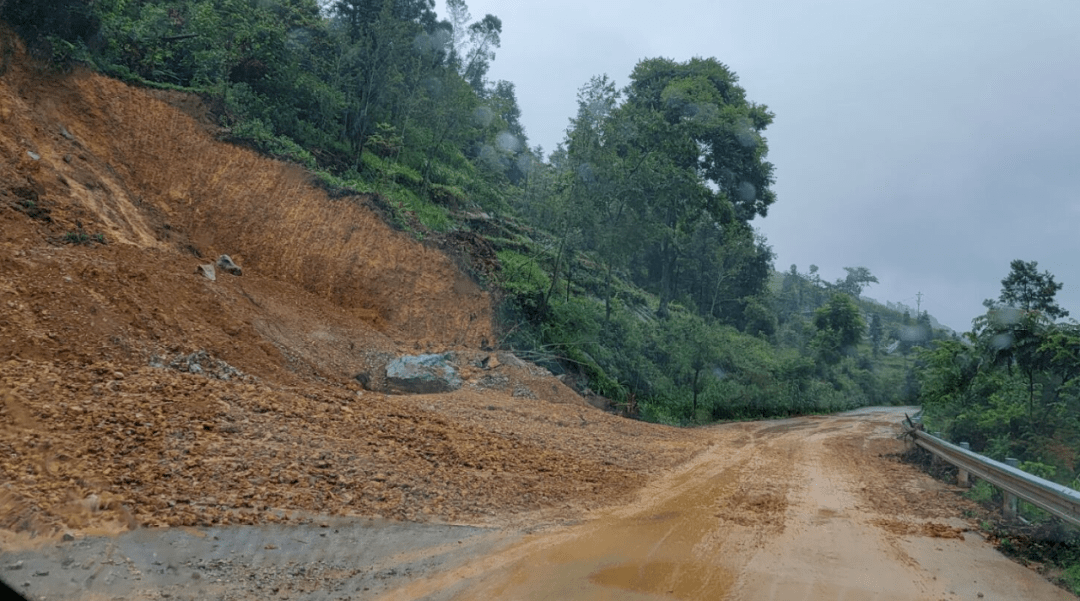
[217, 254, 243, 276]
[195, 264, 216, 281]
[385, 353, 462, 394]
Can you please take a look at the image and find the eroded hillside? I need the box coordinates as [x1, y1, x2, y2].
[0, 39, 704, 539]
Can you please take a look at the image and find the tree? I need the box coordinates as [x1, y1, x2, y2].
[973, 260, 1070, 418]
[444, 0, 500, 93]
[462, 14, 501, 92]
[812, 293, 865, 365]
[1, 0, 98, 58]
[613, 57, 776, 316]
[331, 0, 442, 162]
[667, 313, 722, 418]
[681, 221, 773, 327]
[835, 266, 878, 298]
[985, 259, 1069, 320]
[563, 74, 632, 320]
[869, 313, 883, 356]
[333, 0, 435, 42]
[914, 311, 933, 347]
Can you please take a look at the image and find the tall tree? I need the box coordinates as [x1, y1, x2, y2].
[462, 13, 500, 92]
[869, 313, 883, 356]
[975, 260, 1070, 418]
[333, 0, 435, 42]
[835, 266, 878, 298]
[985, 259, 1069, 320]
[812, 293, 865, 365]
[444, 0, 500, 93]
[614, 57, 776, 316]
[667, 313, 722, 418]
[564, 74, 633, 320]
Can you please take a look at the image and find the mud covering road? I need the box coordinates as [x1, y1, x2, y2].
[3, 408, 1075, 600]
[376, 408, 1075, 601]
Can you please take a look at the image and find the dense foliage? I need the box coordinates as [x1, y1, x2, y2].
[3, 0, 942, 423]
[918, 260, 1080, 489]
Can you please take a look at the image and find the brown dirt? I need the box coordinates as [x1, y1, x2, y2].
[374, 409, 1077, 601]
[0, 37, 704, 541]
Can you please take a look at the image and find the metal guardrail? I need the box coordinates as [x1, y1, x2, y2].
[907, 427, 1080, 526]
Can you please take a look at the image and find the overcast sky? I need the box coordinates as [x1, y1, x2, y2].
[437, 0, 1080, 331]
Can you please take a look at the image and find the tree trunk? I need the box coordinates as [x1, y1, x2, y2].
[565, 256, 573, 303]
[657, 239, 676, 318]
[543, 225, 569, 311]
[692, 368, 701, 416]
[604, 261, 614, 321]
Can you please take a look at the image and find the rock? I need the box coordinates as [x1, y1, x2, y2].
[26, 150, 39, 161]
[6, 560, 23, 570]
[162, 350, 247, 381]
[476, 373, 509, 390]
[60, 125, 75, 141]
[512, 385, 537, 399]
[385, 354, 462, 394]
[495, 351, 526, 368]
[61, 532, 75, 542]
[217, 255, 242, 276]
[196, 264, 216, 281]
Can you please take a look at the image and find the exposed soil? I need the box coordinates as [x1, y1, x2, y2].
[0, 35, 703, 542]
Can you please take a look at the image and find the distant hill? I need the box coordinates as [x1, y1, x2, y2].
[859, 296, 956, 335]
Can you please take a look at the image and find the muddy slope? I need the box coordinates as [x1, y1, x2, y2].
[0, 37, 705, 538]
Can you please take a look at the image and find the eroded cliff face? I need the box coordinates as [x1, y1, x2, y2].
[0, 33, 493, 364]
[0, 34, 701, 538]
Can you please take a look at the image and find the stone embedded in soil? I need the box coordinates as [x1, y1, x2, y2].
[216, 254, 242, 276]
[384, 353, 463, 394]
[195, 263, 216, 281]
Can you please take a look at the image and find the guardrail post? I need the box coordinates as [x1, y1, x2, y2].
[931, 433, 944, 467]
[957, 443, 971, 487]
[1004, 458, 1020, 519]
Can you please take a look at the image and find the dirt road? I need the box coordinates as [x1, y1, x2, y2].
[376, 408, 1075, 601]
[4, 408, 1075, 600]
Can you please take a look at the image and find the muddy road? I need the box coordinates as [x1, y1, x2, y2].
[3, 408, 1074, 600]
[377, 408, 1074, 601]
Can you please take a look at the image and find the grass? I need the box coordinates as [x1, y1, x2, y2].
[62, 228, 105, 245]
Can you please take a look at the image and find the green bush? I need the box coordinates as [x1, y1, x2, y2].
[1061, 563, 1080, 595]
[497, 250, 550, 301]
[225, 118, 316, 168]
[964, 480, 997, 504]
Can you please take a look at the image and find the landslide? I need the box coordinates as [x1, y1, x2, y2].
[0, 38, 704, 538]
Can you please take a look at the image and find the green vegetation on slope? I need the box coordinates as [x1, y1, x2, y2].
[918, 260, 1080, 484]
[916, 260, 1080, 593]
